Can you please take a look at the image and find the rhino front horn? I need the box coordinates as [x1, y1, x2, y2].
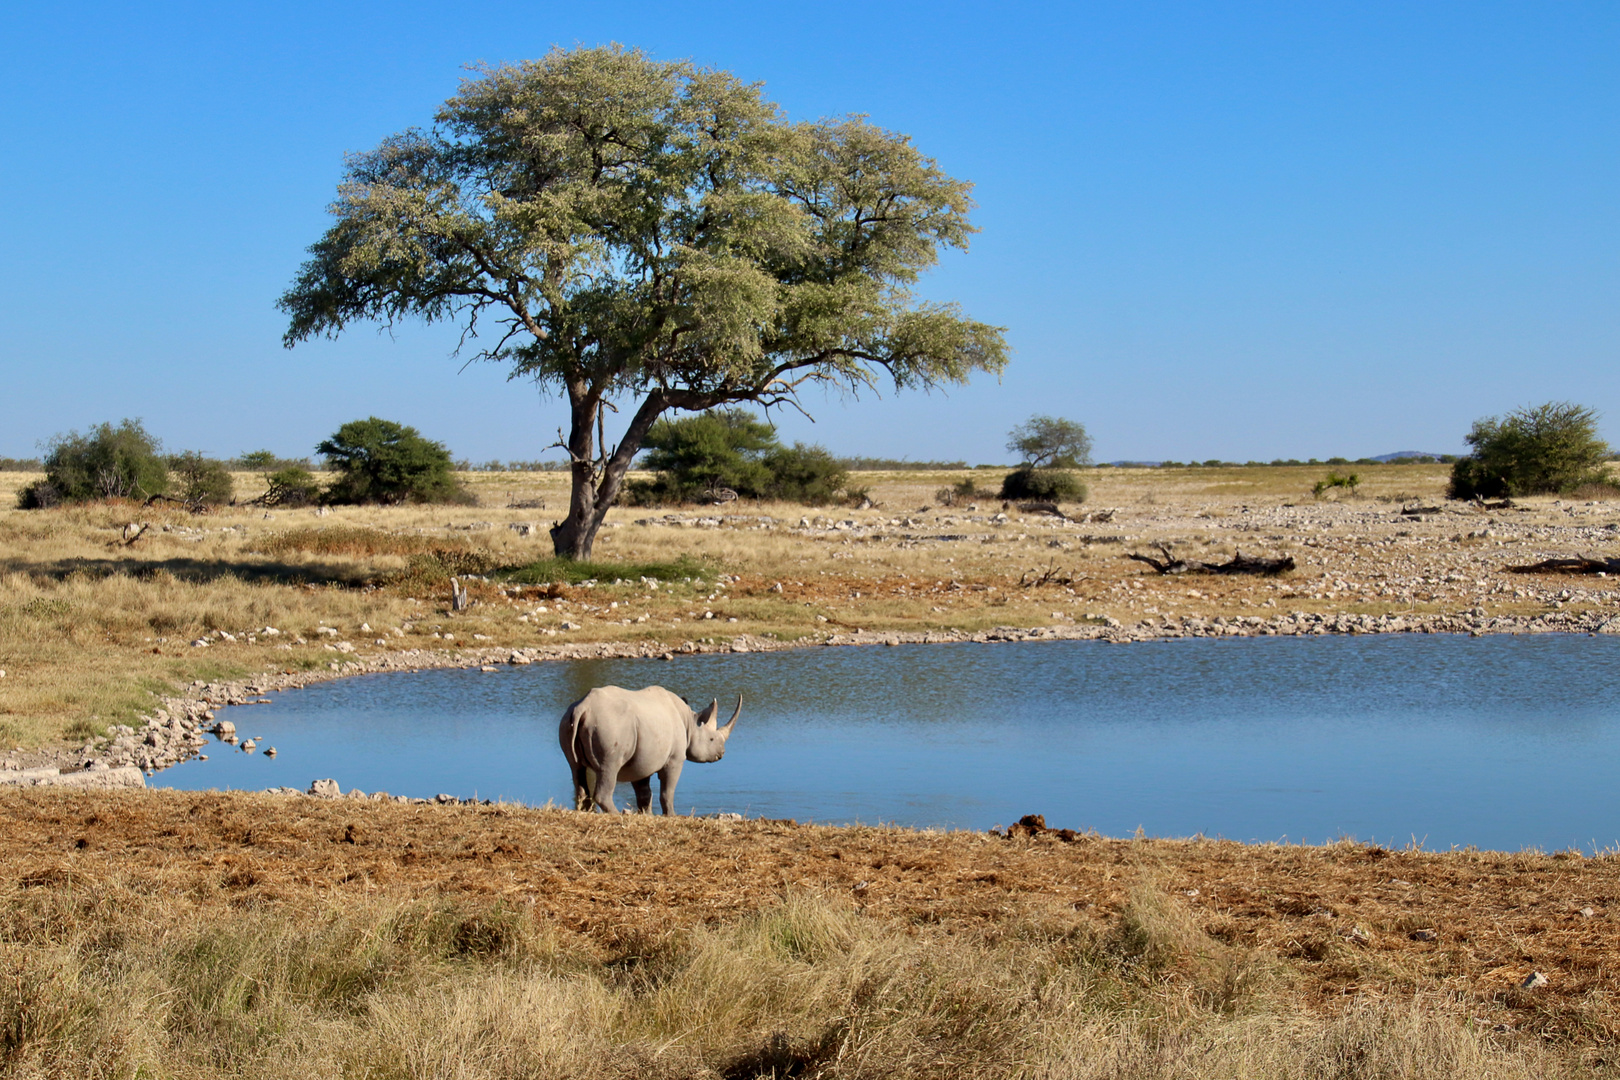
[721, 694, 742, 736]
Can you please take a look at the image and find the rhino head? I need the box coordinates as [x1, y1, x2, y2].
[686, 695, 741, 763]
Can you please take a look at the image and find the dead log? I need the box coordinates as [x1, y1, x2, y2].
[1017, 501, 1069, 519]
[1505, 554, 1620, 575]
[1125, 542, 1295, 576]
[450, 577, 471, 612]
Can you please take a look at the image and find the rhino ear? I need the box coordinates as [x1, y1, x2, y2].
[696, 699, 719, 728]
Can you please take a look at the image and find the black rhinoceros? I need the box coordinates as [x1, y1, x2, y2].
[559, 685, 740, 814]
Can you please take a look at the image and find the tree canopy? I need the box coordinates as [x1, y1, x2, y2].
[1448, 401, 1611, 499]
[279, 45, 1008, 558]
[1006, 415, 1092, 470]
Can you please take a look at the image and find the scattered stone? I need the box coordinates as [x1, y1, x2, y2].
[308, 778, 341, 798]
[1521, 971, 1549, 989]
[1408, 928, 1438, 941]
[264, 747, 276, 758]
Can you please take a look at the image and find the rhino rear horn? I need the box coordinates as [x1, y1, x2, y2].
[720, 694, 742, 737]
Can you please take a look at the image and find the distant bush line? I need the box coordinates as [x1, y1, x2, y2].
[0, 457, 42, 471]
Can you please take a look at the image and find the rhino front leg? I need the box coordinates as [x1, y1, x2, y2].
[656, 760, 684, 816]
[631, 777, 654, 813]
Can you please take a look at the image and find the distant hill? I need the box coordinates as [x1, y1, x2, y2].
[1370, 451, 1447, 462]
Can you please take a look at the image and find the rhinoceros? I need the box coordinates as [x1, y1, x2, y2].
[559, 685, 741, 814]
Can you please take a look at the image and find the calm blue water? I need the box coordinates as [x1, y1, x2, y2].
[157, 635, 1620, 851]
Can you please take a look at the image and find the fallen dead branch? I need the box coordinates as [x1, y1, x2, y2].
[1125, 543, 1295, 576]
[1018, 562, 1076, 587]
[1016, 501, 1069, 519]
[1505, 554, 1620, 575]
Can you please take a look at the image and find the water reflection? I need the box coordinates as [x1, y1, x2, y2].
[158, 634, 1620, 851]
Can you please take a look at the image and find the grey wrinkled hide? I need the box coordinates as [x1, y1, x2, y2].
[559, 685, 741, 814]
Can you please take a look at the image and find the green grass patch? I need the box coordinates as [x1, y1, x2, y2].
[502, 555, 714, 587]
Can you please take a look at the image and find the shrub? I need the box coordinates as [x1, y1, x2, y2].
[628, 409, 776, 504]
[262, 467, 322, 507]
[318, 418, 469, 505]
[935, 478, 980, 506]
[169, 452, 234, 505]
[626, 409, 847, 506]
[1448, 401, 1611, 499]
[1312, 472, 1359, 499]
[762, 444, 848, 505]
[999, 467, 1088, 502]
[18, 419, 168, 508]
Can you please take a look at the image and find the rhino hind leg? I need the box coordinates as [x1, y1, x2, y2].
[591, 769, 621, 814]
[571, 764, 594, 812]
[631, 777, 654, 813]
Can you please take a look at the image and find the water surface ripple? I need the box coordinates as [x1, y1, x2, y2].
[158, 635, 1620, 851]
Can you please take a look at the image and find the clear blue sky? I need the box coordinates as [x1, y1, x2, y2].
[1, 2, 1615, 464]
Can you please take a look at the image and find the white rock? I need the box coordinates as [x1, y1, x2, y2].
[308, 778, 341, 798]
[1521, 971, 1549, 989]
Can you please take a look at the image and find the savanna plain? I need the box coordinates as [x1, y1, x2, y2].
[3, 463, 1620, 1077]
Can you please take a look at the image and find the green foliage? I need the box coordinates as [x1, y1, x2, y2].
[999, 468, 1088, 502]
[0, 457, 41, 471]
[279, 45, 1007, 559]
[630, 410, 778, 503]
[626, 410, 848, 505]
[18, 419, 168, 508]
[762, 443, 848, 504]
[1007, 415, 1092, 469]
[1448, 402, 1611, 499]
[169, 452, 234, 505]
[1311, 472, 1359, 499]
[232, 450, 311, 472]
[261, 467, 322, 508]
[318, 418, 468, 505]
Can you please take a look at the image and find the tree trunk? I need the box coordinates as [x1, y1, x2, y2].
[549, 389, 676, 561]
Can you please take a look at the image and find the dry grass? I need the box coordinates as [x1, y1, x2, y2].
[0, 788, 1606, 1078]
[9, 460, 1620, 754]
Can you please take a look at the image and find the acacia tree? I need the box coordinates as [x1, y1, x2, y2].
[279, 46, 1008, 558]
[1006, 415, 1092, 469]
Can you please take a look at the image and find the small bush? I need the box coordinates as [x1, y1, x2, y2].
[935, 478, 980, 506]
[169, 452, 234, 505]
[999, 468, 1087, 502]
[233, 450, 311, 471]
[628, 409, 847, 506]
[1312, 472, 1359, 499]
[319, 418, 469, 505]
[20, 419, 169, 508]
[1449, 401, 1611, 499]
[262, 467, 322, 507]
[762, 444, 847, 505]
